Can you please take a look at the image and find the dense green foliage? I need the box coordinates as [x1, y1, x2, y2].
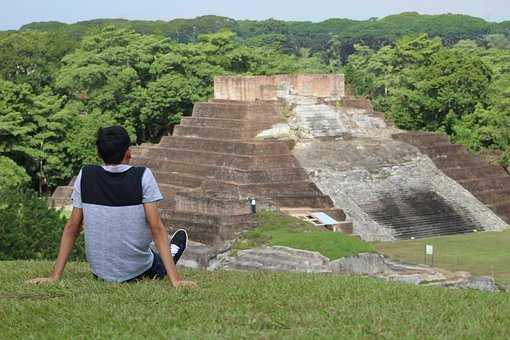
[0, 156, 30, 189]
[234, 211, 374, 259]
[345, 34, 510, 165]
[377, 230, 510, 287]
[2, 261, 510, 338]
[0, 187, 85, 260]
[20, 13, 510, 62]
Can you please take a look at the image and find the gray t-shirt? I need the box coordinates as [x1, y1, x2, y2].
[72, 164, 163, 282]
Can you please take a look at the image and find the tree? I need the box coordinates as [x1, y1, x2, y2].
[0, 31, 76, 91]
[346, 34, 492, 131]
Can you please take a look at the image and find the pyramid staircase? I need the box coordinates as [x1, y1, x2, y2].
[53, 99, 349, 246]
[393, 132, 510, 224]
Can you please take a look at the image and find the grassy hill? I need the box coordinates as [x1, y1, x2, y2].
[376, 230, 510, 288]
[1, 261, 510, 339]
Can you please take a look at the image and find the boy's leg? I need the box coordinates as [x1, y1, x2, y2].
[130, 229, 188, 282]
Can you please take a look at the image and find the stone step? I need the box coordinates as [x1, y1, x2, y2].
[212, 167, 309, 183]
[272, 194, 334, 209]
[395, 227, 477, 240]
[339, 97, 374, 111]
[164, 191, 254, 215]
[388, 218, 480, 233]
[192, 102, 248, 119]
[135, 155, 307, 184]
[158, 136, 291, 156]
[373, 216, 478, 231]
[133, 156, 306, 185]
[459, 177, 510, 193]
[419, 143, 469, 156]
[162, 212, 256, 245]
[392, 132, 449, 145]
[180, 117, 278, 130]
[487, 202, 510, 223]
[161, 210, 254, 225]
[158, 183, 193, 200]
[132, 157, 223, 178]
[475, 189, 510, 205]
[433, 156, 487, 169]
[133, 146, 300, 169]
[152, 171, 203, 189]
[192, 102, 282, 120]
[174, 125, 264, 140]
[443, 166, 507, 181]
[181, 117, 244, 129]
[201, 180, 323, 199]
[368, 212, 479, 229]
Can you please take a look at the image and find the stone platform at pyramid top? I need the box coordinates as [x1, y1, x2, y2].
[214, 74, 345, 101]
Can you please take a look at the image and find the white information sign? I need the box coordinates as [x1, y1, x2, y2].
[425, 244, 434, 255]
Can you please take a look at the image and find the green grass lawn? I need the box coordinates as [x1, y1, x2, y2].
[376, 230, 510, 287]
[234, 211, 374, 259]
[1, 261, 510, 339]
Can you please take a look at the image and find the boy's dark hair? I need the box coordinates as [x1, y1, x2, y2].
[96, 126, 131, 164]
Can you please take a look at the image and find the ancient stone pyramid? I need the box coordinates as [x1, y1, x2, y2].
[51, 74, 509, 242]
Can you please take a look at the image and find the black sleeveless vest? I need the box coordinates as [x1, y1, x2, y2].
[81, 165, 146, 207]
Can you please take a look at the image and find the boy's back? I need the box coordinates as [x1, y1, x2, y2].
[73, 164, 163, 282]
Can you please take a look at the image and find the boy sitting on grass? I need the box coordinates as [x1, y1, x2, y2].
[30, 126, 196, 288]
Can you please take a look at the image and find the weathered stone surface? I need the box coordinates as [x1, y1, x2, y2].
[329, 253, 392, 275]
[280, 93, 388, 139]
[210, 245, 499, 292]
[219, 246, 331, 273]
[384, 272, 447, 285]
[293, 138, 507, 241]
[214, 74, 345, 101]
[177, 241, 218, 269]
[255, 123, 292, 140]
[449, 276, 499, 292]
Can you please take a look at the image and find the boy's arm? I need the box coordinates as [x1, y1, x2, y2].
[28, 207, 83, 284]
[144, 202, 196, 288]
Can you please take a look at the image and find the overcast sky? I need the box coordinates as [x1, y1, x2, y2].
[1, 0, 509, 31]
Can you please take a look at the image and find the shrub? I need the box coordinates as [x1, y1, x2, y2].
[0, 187, 85, 260]
[0, 156, 30, 190]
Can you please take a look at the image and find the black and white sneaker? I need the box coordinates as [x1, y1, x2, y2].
[169, 229, 188, 264]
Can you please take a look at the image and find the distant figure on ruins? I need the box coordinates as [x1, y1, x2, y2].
[29, 126, 196, 288]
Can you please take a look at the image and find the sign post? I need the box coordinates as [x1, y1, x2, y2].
[425, 244, 434, 267]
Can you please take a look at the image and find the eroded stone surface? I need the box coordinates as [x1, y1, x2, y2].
[204, 246, 500, 292]
[329, 253, 392, 275]
[293, 138, 507, 241]
[447, 276, 499, 292]
[219, 246, 331, 273]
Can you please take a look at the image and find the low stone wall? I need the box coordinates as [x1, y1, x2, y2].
[214, 74, 345, 101]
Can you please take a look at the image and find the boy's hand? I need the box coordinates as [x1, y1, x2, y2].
[27, 276, 59, 284]
[173, 280, 197, 289]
